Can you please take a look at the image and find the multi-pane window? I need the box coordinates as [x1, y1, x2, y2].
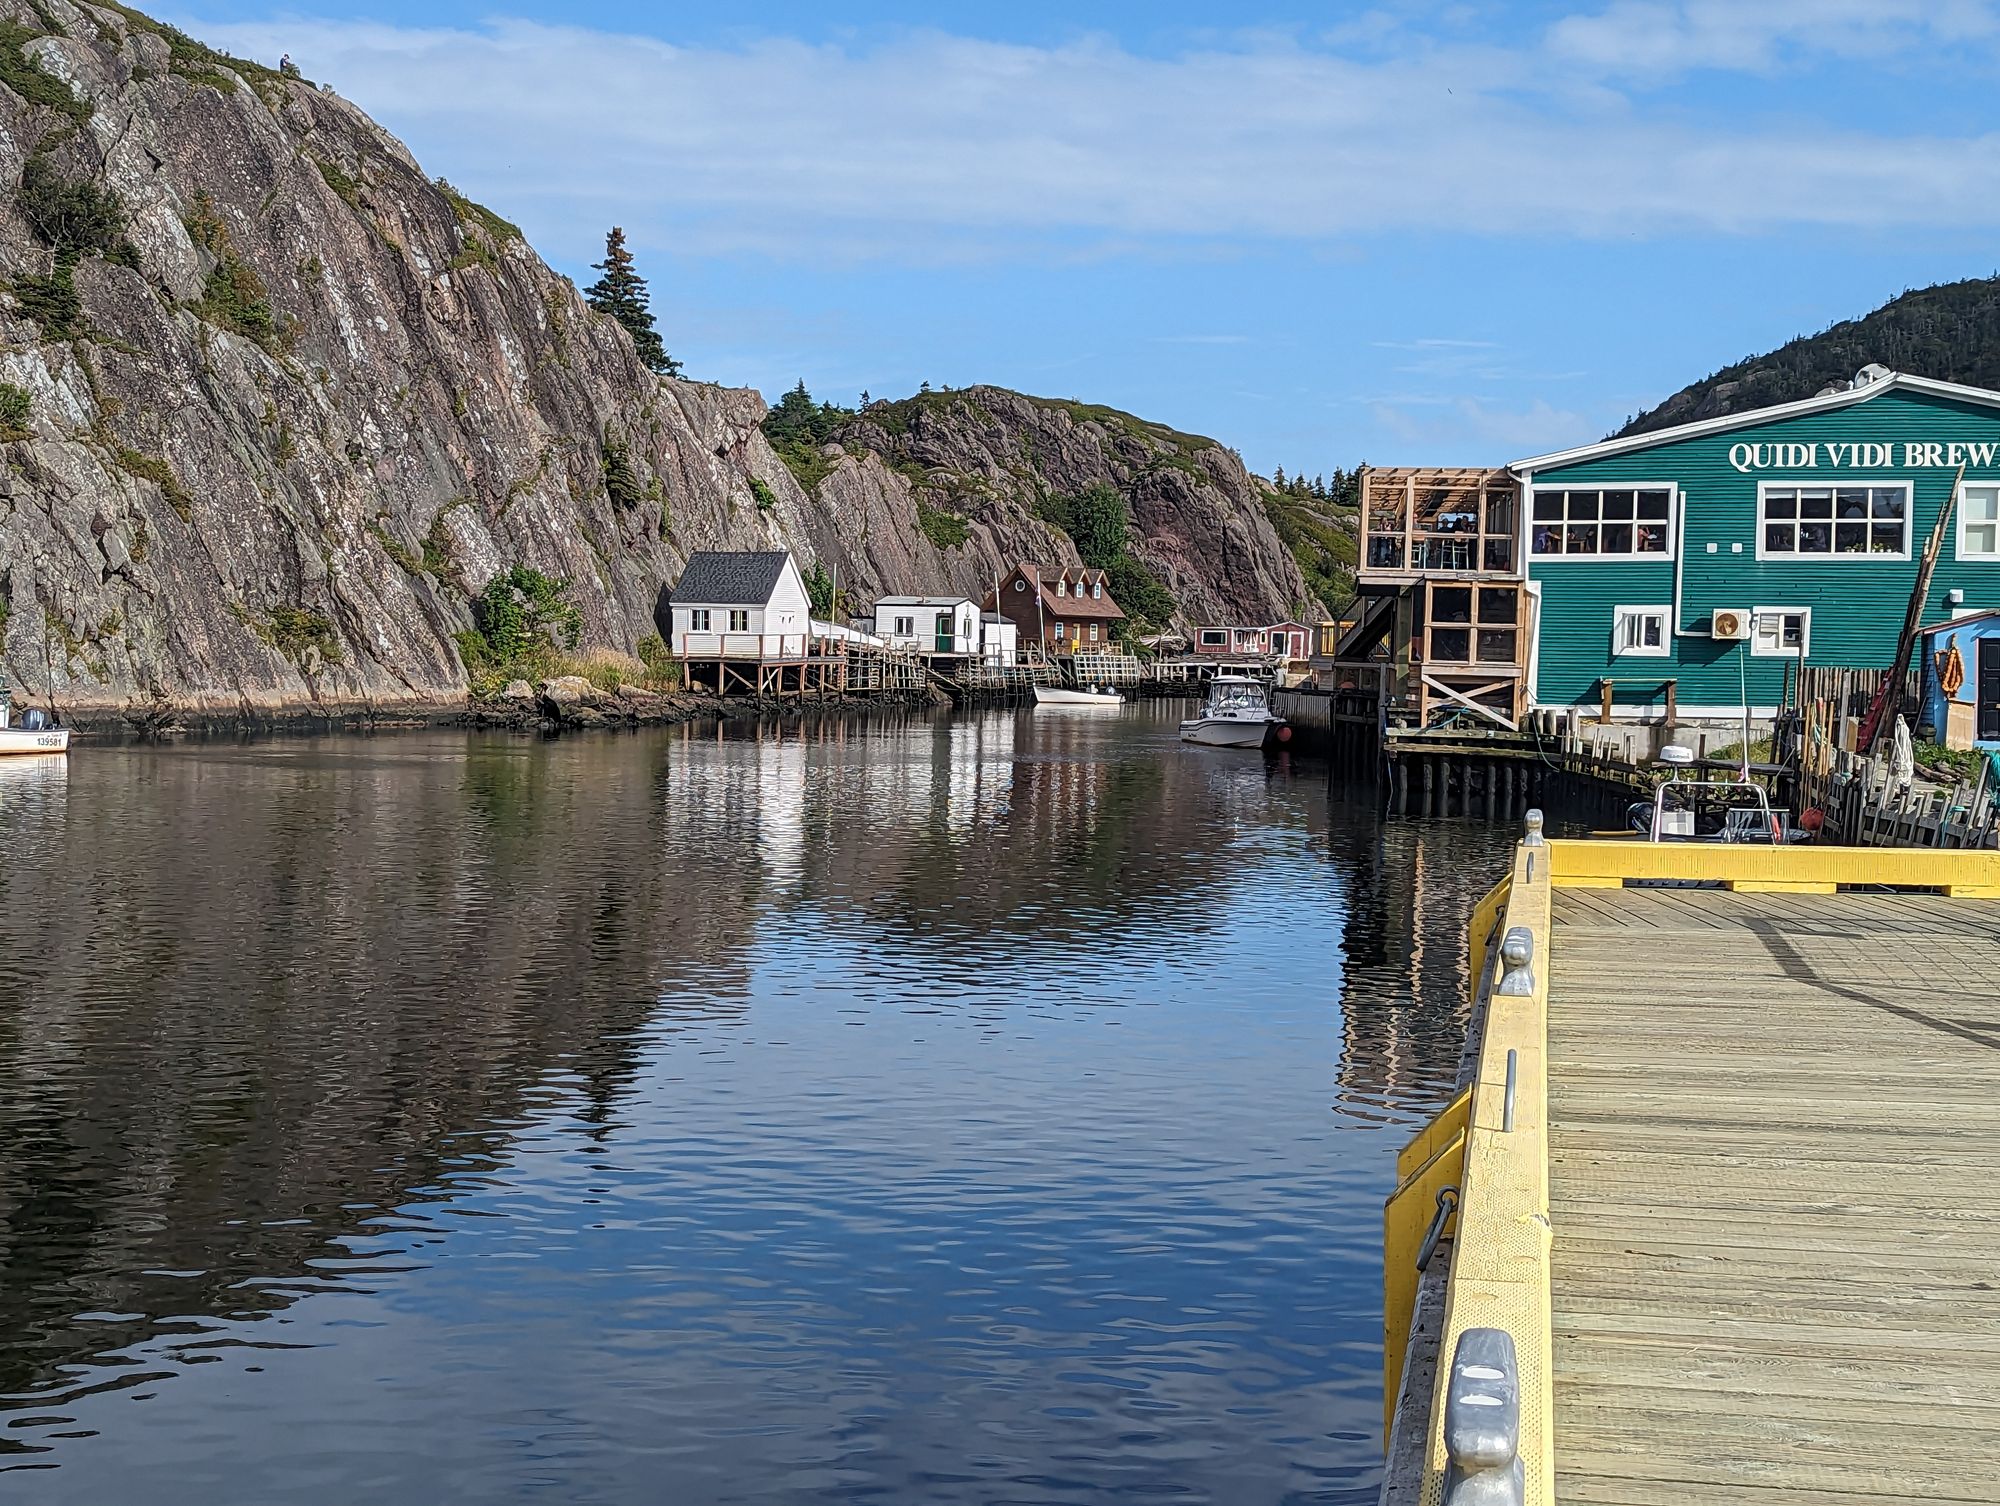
[1529, 489, 1672, 557]
[1751, 608, 1809, 657]
[689, 608, 711, 632]
[1613, 606, 1669, 657]
[729, 609, 750, 631]
[1761, 484, 1907, 556]
[893, 615, 914, 635]
[1962, 483, 2000, 559]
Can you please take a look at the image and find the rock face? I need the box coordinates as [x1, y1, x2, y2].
[0, 4, 1317, 722]
[786, 388, 1321, 629]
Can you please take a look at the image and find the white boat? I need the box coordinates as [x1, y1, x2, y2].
[1034, 684, 1122, 707]
[0, 696, 68, 755]
[1180, 674, 1284, 748]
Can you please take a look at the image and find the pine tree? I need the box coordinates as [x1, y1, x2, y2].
[585, 227, 681, 377]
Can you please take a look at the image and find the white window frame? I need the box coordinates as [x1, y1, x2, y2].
[1088, 623, 1099, 642]
[1959, 479, 2000, 562]
[688, 608, 710, 632]
[1528, 484, 1678, 561]
[1756, 479, 1910, 561]
[1199, 629, 1227, 647]
[1612, 604, 1670, 658]
[728, 608, 750, 632]
[893, 615, 914, 636]
[1750, 606, 1810, 658]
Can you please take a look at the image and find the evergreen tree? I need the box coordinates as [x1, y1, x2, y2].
[585, 227, 681, 377]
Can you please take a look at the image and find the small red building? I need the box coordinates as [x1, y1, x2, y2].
[983, 563, 1126, 651]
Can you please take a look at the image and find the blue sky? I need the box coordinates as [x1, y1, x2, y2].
[166, 2, 2000, 474]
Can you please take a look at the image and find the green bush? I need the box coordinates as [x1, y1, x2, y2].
[266, 606, 342, 665]
[114, 448, 190, 518]
[315, 157, 361, 206]
[603, 431, 644, 507]
[0, 382, 31, 442]
[0, 22, 91, 124]
[805, 560, 837, 618]
[1036, 482, 1176, 630]
[761, 380, 850, 494]
[462, 565, 582, 672]
[184, 188, 281, 349]
[749, 476, 778, 513]
[916, 499, 969, 550]
[18, 154, 131, 263]
[197, 256, 275, 345]
[12, 266, 79, 337]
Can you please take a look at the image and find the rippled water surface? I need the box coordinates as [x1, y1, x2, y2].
[0, 705, 1514, 1504]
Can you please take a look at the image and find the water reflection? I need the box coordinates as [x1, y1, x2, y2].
[1328, 815, 1519, 1121]
[0, 709, 1503, 1503]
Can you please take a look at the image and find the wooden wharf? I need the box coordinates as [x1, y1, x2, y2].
[1382, 822, 2000, 1506]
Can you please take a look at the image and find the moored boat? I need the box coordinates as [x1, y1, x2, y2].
[1034, 684, 1122, 707]
[1179, 674, 1285, 748]
[0, 692, 66, 755]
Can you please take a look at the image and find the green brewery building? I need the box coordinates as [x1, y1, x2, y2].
[1350, 367, 2000, 748]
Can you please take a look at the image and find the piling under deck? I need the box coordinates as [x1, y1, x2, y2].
[1546, 886, 2000, 1505]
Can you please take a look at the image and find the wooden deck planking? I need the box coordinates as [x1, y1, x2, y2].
[1547, 887, 2000, 1506]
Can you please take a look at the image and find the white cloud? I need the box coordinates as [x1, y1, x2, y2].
[1368, 395, 1596, 454]
[1546, 0, 2000, 76]
[164, 5, 2000, 276]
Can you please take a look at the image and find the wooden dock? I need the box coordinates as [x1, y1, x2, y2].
[1382, 832, 2000, 1506]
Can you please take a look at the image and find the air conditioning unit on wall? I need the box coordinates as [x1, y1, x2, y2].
[1711, 608, 1751, 641]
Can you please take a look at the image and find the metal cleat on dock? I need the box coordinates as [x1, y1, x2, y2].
[1442, 1327, 1523, 1506]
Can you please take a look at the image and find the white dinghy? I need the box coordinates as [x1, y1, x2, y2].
[1034, 684, 1122, 707]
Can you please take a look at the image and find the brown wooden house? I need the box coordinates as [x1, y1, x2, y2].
[982, 563, 1126, 652]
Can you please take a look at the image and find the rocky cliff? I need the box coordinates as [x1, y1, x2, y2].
[769, 387, 1322, 630]
[0, 3, 1316, 722]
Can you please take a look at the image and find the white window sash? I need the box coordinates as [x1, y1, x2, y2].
[1749, 606, 1810, 658]
[1958, 480, 2000, 562]
[1612, 604, 1670, 657]
[1757, 480, 1910, 561]
[1528, 485, 1678, 561]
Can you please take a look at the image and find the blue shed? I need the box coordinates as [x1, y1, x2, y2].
[1920, 610, 2000, 749]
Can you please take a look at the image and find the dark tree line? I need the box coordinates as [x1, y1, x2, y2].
[1616, 275, 2000, 438]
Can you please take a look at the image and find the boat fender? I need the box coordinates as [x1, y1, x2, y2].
[22, 709, 47, 730]
[1275, 724, 1291, 742]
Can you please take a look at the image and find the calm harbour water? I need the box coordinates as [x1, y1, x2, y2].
[0, 703, 1514, 1504]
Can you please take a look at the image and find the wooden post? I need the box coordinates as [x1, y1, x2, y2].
[1599, 677, 1613, 726]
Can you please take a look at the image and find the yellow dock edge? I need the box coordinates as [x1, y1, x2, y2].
[1418, 840, 1554, 1505]
[1385, 824, 2000, 1505]
[1545, 838, 2000, 897]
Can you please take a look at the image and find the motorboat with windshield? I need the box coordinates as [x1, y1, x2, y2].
[1179, 674, 1285, 748]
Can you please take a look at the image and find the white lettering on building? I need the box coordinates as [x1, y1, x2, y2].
[1727, 439, 1972, 472]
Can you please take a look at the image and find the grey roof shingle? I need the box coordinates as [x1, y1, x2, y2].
[670, 550, 792, 605]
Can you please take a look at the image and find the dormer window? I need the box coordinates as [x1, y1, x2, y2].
[1056, 580, 1067, 597]
[1092, 581, 1102, 599]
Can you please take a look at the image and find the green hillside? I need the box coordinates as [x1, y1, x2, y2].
[1617, 276, 2000, 437]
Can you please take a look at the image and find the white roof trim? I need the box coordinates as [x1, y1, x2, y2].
[874, 596, 978, 607]
[1509, 371, 2000, 475]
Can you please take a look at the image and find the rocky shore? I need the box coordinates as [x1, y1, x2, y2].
[456, 675, 945, 733]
